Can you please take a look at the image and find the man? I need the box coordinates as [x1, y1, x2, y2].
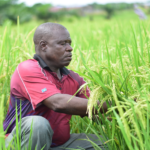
[4, 22, 109, 150]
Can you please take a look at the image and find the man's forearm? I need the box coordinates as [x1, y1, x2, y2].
[43, 94, 109, 116]
[43, 94, 88, 116]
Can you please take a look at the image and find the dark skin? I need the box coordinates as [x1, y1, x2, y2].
[38, 28, 72, 80]
[34, 23, 109, 118]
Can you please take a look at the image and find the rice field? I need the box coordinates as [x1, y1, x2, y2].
[1, 13, 150, 149]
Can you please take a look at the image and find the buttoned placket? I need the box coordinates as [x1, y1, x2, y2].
[57, 75, 68, 91]
[53, 73, 63, 91]
[50, 71, 68, 91]
[57, 79, 62, 90]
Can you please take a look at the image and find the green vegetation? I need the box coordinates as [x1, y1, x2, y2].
[0, 0, 145, 24]
[1, 11, 150, 149]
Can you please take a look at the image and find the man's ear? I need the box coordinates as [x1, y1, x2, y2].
[39, 40, 47, 51]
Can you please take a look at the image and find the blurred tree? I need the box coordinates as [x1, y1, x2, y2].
[0, 0, 32, 24]
[6, 3, 32, 24]
[90, 2, 133, 10]
[29, 4, 80, 22]
[103, 4, 115, 19]
[0, 0, 18, 24]
[0, 1, 137, 24]
[30, 3, 52, 21]
[89, 2, 134, 19]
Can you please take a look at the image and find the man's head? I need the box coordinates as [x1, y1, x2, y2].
[33, 22, 73, 69]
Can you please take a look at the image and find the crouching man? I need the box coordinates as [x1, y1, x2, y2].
[4, 22, 109, 150]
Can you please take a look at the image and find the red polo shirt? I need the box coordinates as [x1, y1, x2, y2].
[3, 54, 90, 147]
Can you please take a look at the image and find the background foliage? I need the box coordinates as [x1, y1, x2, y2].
[0, 0, 147, 24]
[1, 1, 150, 150]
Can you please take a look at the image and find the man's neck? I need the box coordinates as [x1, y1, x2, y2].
[35, 54, 62, 80]
[49, 66, 62, 80]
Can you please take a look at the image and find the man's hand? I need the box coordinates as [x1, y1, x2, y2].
[92, 114, 112, 124]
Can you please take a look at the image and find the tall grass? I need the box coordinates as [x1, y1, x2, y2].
[1, 15, 150, 149]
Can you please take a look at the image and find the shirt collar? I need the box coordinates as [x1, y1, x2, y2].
[33, 54, 70, 75]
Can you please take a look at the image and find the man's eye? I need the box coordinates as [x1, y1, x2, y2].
[61, 42, 66, 45]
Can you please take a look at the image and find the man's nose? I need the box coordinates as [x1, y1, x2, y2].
[66, 44, 73, 52]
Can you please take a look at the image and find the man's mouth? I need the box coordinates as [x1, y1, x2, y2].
[65, 54, 72, 61]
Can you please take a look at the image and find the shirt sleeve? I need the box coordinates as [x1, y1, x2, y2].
[11, 60, 61, 110]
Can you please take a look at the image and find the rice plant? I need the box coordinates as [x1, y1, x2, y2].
[1, 15, 150, 149]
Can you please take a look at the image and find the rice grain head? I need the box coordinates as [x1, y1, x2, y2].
[87, 86, 103, 120]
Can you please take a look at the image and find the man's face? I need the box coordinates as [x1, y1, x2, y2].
[44, 28, 73, 68]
